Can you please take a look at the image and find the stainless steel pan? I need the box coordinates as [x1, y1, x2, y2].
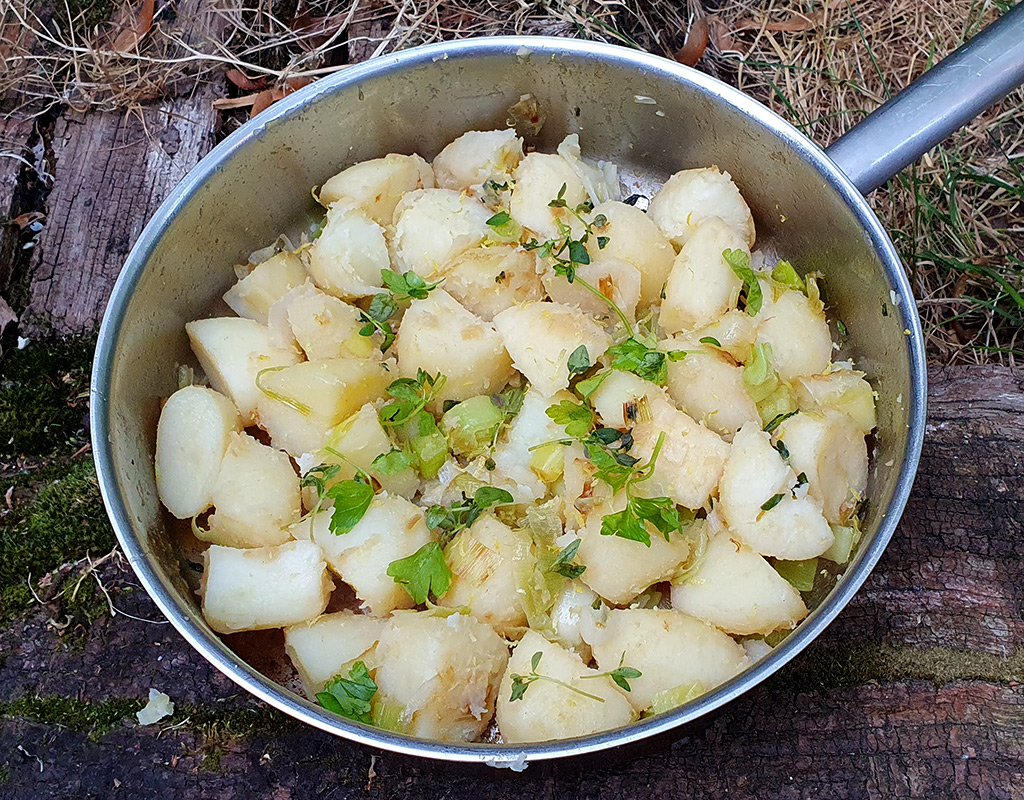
[91, 7, 1024, 766]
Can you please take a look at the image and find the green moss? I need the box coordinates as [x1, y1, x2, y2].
[0, 337, 94, 458]
[0, 695, 143, 741]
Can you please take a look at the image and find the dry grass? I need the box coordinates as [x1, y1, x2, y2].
[1, 0, 1021, 362]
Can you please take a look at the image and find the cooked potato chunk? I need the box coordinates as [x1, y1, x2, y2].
[671, 531, 808, 635]
[444, 515, 526, 635]
[556, 134, 620, 206]
[255, 357, 391, 457]
[588, 369, 658, 430]
[586, 201, 675, 309]
[374, 611, 509, 742]
[755, 290, 832, 381]
[284, 612, 385, 695]
[201, 541, 332, 634]
[542, 257, 642, 323]
[223, 251, 308, 325]
[306, 204, 391, 299]
[684, 309, 758, 363]
[587, 608, 751, 711]
[660, 218, 747, 334]
[510, 153, 588, 239]
[491, 389, 574, 503]
[774, 410, 868, 524]
[550, 581, 604, 659]
[155, 386, 242, 519]
[310, 494, 432, 615]
[576, 499, 700, 605]
[440, 245, 544, 321]
[432, 129, 523, 190]
[391, 189, 493, 277]
[199, 432, 299, 548]
[496, 630, 635, 743]
[492, 301, 611, 398]
[282, 282, 376, 361]
[395, 289, 513, 405]
[647, 167, 755, 248]
[664, 346, 759, 437]
[186, 317, 301, 421]
[719, 422, 834, 559]
[319, 153, 433, 224]
[793, 369, 877, 434]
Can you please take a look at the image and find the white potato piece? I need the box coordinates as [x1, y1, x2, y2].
[587, 608, 750, 711]
[793, 369, 877, 434]
[664, 346, 759, 437]
[432, 129, 523, 190]
[391, 189, 493, 277]
[550, 581, 605, 658]
[509, 153, 588, 239]
[490, 389, 574, 503]
[284, 282, 376, 361]
[223, 251, 308, 325]
[556, 134, 620, 206]
[444, 515, 526, 636]
[492, 301, 611, 398]
[310, 494, 433, 615]
[306, 204, 390, 299]
[683, 309, 758, 363]
[284, 612, 385, 695]
[755, 289, 832, 381]
[201, 541, 332, 634]
[496, 630, 635, 743]
[542, 257, 642, 323]
[587, 201, 675, 309]
[589, 369, 659, 430]
[395, 289, 513, 405]
[199, 432, 300, 548]
[441, 245, 545, 321]
[576, 499, 700, 605]
[660, 218, 747, 334]
[719, 423, 834, 560]
[186, 317, 301, 421]
[647, 167, 755, 248]
[775, 410, 868, 524]
[631, 393, 731, 510]
[374, 611, 509, 742]
[671, 531, 807, 635]
[319, 153, 433, 224]
[255, 357, 391, 457]
[155, 386, 242, 519]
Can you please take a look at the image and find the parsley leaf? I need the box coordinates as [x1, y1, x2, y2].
[722, 249, 763, 316]
[545, 399, 595, 438]
[325, 478, 374, 534]
[607, 337, 669, 385]
[379, 370, 447, 430]
[549, 538, 586, 579]
[381, 268, 443, 301]
[358, 293, 400, 353]
[316, 661, 377, 723]
[386, 541, 453, 604]
[425, 486, 516, 544]
[567, 345, 591, 376]
[575, 370, 610, 398]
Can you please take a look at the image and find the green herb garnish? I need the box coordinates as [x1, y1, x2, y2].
[549, 539, 586, 579]
[386, 541, 453, 605]
[425, 486, 516, 544]
[722, 249, 763, 316]
[509, 651, 606, 703]
[316, 661, 377, 723]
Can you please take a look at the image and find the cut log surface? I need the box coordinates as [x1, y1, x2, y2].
[1, 366, 1022, 799]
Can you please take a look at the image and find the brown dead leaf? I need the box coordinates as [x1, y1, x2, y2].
[675, 16, 709, 66]
[707, 16, 737, 53]
[9, 211, 44, 229]
[212, 94, 260, 110]
[112, 0, 156, 54]
[250, 77, 313, 119]
[732, 10, 824, 34]
[226, 68, 266, 92]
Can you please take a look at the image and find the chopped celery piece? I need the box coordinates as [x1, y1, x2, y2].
[440, 395, 503, 458]
[370, 695, 406, 732]
[822, 524, 860, 564]
[774, 557, 818, 592]
[650, 681, 705, 715]
[529, 441, 565, 483]
[771, 260, 805, 292]
[445, 528, 501, 586]
[513, 529, 561, 635]
[757, 385, 797, 427]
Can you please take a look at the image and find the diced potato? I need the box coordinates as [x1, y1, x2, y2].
[793, 369, 877, 434]
[306, 204, 390, 299]
[155, 386, 242, 519]
[201, 541, 332, 634]
[441, 245, 544, 321]
[284, 282, 377, 361]
[589, 370, 659, 430]
[444, 515, 527, 635]
[490, 389, 574, 503]
[647, 167, 755, 248]
[391, 189, 493, 277]
[542, 257, 642, 323]
[374, 611, 509, 742]
[284, 612, 385, 695]
[631, 393, 731, 510]
[495, 630, 635, 743]
[586, 608, 750, 711]
[223, 251, 308, 325]
[310, 494, 433, 615]
[576, 498, 699, 605]
[755, 289, 832, 381]
[492, 301, 611, 398]
[586, 201, 675, 309]
[683, 309, 758, 363]
[186, 317, 301, 421]
[432, 129, 523, 190]
[255, 357, 391, 457]
[664, 346, 760, 437]
[550, 581, 605, 659]
[660, 218, 747, 334]
[775, 410, 868, 524]
[395, 289, 513, 406]
[509, 153, 588, 240]
[718, 422, 834, 560]
[555, 134, 620, 206]
[319, 153, 434, 225]
[199, 432, 299, 548]
[671, 531, 808, 635]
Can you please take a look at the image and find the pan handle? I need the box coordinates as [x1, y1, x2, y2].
[824, 2, 1024, 195]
